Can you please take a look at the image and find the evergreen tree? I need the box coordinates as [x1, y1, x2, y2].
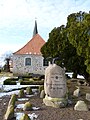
[41, 11, 90, 82]
[67, 11, 90, 80]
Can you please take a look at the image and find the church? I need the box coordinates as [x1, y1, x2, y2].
[12, 21, 48, 76]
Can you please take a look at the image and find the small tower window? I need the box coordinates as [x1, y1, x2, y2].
[25, 58, 31, 66]
[43, 58, 48, 66]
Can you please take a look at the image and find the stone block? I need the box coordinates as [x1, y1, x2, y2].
[23, 102, 32, 111]
[4, 105, 14, 120]
[43, 95, 67, 108]
[40, 90, 45, 98]
[20, 113, 31, 120]
[73, 88, 80, 97]
[18, 89, 25, 98]
[8, 94, 17, 106]
[86, 93, 90, 101]
[74, 100, 88, 111]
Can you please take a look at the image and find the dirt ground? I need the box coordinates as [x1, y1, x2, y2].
[0, 93, 90, 120]
[0, 74, 90, 120]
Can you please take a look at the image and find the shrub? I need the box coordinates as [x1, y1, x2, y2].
[20, 80, 44, 85]
[26, 87, 32, 95]
[29, 78, 34, 82]
[33, 80, 44, 85]
[4, 79, 16, 85]
[18, 79, 23, 84]
[33, 77, 40, 81]
[23, 78, 30, 81]
[20, 81, 32, 85]
[3, 78, 18, 85]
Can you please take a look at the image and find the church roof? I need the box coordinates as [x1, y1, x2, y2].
[13, 34, 45, 55]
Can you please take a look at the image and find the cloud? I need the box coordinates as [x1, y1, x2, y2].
[0, 0, 89, 29]
[0, 0, 90, 59]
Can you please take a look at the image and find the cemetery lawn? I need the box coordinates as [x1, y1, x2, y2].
[1, 89, 90, 120]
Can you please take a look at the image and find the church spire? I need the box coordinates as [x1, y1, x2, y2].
[33, 20, 38, 37]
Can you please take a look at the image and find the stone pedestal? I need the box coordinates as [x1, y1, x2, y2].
[43, 95, 67, 108]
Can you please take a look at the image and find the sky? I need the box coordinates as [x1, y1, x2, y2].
[0, 0, 90, 64]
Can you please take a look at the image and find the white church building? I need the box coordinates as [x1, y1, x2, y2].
[12, 21, 48, 76]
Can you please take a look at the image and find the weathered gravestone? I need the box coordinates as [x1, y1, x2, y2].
[74, 100, 88, 111]
[43, 63, 68, 108]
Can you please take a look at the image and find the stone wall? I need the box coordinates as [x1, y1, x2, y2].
[13, 54, 47, 76]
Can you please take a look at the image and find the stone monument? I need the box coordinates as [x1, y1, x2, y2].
[43, 63, 68, 108]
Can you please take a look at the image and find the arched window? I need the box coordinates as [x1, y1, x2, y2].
[25, 58, 31, 66]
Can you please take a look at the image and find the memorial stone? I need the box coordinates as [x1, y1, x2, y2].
[44, 64, 67, 98]
[43, 63, 68, 108]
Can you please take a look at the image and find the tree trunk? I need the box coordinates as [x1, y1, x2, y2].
[5, 58, 10, 72]
[72, 71, 77, 78]
[84, 73, 90, 86]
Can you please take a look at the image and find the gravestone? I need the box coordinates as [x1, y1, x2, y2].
[43, 63, 68, 108]
[86, 93, 90, 101]
[74, 100, 88, 111]
[73, 87, 81, 97]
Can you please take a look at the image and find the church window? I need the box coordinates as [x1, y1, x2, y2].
[25, 58, 31, 66]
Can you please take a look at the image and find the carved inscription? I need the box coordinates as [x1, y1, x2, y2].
[44, 64, 67, 98]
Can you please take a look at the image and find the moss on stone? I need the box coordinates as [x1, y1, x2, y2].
[43, 95, 68, 108]
[18, 79, 23, 84]
[26, 87, 32, 95]
[18, 89, 25, 98]
[8, 94, 17, 106]
[29, 78, 34, 82]
[23, 102, 32, 111]
[4, 105, 14, 120]
[45, 95, 66, 102]
[38, 85, 44, 93]
[20, 113, 31, 120]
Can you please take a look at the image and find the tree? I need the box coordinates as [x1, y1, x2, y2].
[41, 11, 90, 82]
[1, 51, 13, 72]
[67, 11, 90, 80]
[41, 25, 86, 78]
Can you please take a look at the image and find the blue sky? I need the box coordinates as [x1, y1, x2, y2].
[0, 0, 90, 59]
